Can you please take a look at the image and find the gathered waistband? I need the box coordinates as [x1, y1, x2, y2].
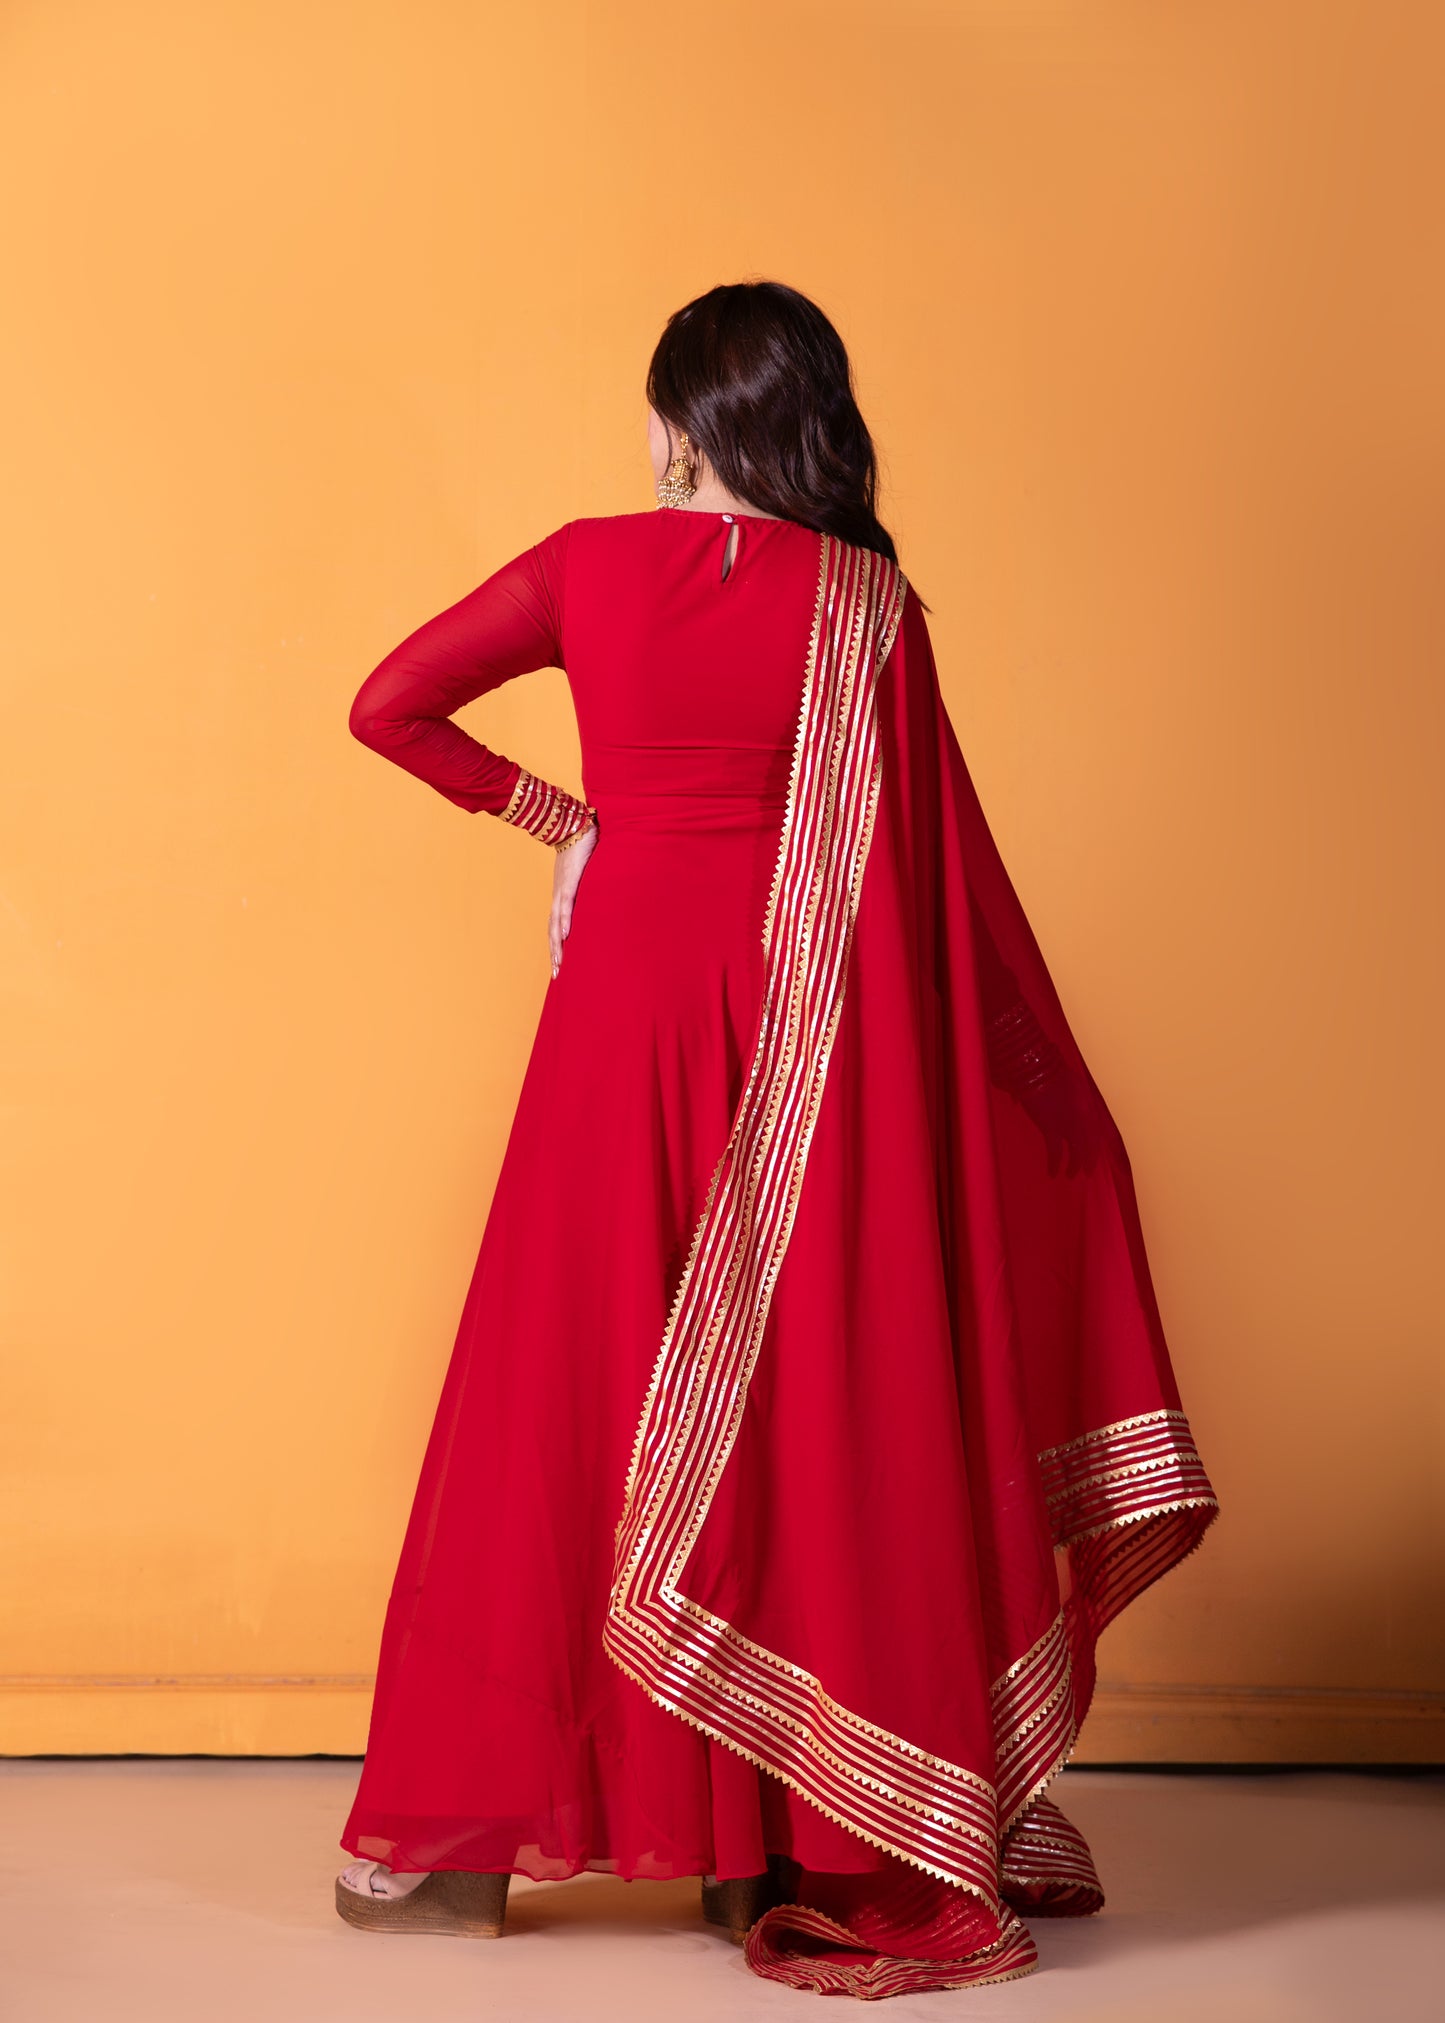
[585, 742, 794, 832]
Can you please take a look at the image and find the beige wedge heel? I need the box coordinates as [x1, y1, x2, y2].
[335, 1867, 510, 1937]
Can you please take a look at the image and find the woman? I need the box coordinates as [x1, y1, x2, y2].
[335, 281, 1217, 1998]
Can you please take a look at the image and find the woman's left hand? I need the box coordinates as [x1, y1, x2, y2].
[549, 824, 598, 977]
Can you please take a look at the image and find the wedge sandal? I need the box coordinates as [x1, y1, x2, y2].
[701, 1856, 796, 1945]
[335, 1864, 510, 1937]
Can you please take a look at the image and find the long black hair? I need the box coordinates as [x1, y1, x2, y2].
[647, 281, 898, 564]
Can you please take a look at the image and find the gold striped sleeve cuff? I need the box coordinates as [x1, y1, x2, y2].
[498, 767, 596, 848]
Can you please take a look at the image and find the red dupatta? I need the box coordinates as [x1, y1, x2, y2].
[605, 533, 1218, 1997]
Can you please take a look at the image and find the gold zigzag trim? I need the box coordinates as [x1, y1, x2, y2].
[1040, 1407, 1219, 1550]
[498, 764, 593, 844]
[499, 767, 531, 825]
[602, 534, 1214, 1902]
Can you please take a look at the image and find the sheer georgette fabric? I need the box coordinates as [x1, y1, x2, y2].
[342, 511, 1218, 1998]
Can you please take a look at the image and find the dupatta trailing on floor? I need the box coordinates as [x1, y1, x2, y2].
[604, 533, 1218, 1997]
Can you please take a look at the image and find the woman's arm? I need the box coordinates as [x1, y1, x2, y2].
[348, 523, 594, 847]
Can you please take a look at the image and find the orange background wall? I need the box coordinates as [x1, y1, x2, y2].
[2, 0, 1441, 1760]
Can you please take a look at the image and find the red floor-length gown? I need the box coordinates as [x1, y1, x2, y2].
[341, 508, 1217, 1997]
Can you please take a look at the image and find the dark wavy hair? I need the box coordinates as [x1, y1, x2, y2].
[646, 281, 898, 563]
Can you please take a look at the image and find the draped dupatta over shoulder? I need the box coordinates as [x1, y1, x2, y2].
[342, 512, 1217, 2000]
[604, 534, 1217, 1995]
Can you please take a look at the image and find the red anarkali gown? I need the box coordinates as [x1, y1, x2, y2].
[341, 509, 1217, 1997]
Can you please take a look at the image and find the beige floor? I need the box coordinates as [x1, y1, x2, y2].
[1, 1763, 1441, 2022]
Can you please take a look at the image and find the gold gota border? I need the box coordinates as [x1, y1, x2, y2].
[609, 528, 836, 1515]
[999, 1795, 1104, 1913]
[1060, 1495, 1220, 1549]
[607, 1622, 1000, 1891]
[602, 532, 1217, 1906]
[1040, 1406, 1219, 1551]
[1048, 1457, 1202, 1503]
[746, 1905, 1039, 1999]
[1038, 1406, 1194, 1460]
[624, 1417, 1214, 1871]
[608, 541, 894, 1598]
[992, 1411, 1219, 1831]
[622, 1592, 1000, 1853]
[607, 1633, 995, 1889]
[995, 1408, 1222, 1837]
[990, 1610, 1077, 1832]
[499, 767, 531, 824]
[611, 535, 888, 1571]
[601, 534, 1019, 1896]
[667, 1594, 994, 1793]
[498, 763, 593, 844]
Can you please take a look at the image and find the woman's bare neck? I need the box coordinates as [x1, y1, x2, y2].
[679, 476, 780, 520]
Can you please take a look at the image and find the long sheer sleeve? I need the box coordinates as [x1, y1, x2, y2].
[348, 523, 595, 846]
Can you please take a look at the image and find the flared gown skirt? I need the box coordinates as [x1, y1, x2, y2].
[342, 531, 1220, 1999]
[343, 759, 890, 1882]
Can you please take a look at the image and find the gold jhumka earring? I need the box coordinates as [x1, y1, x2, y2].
[655, 429, 697, 509]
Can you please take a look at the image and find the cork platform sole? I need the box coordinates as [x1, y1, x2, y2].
[335, 1868, 510, 1937]
[701, 1863, 791, 1945]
